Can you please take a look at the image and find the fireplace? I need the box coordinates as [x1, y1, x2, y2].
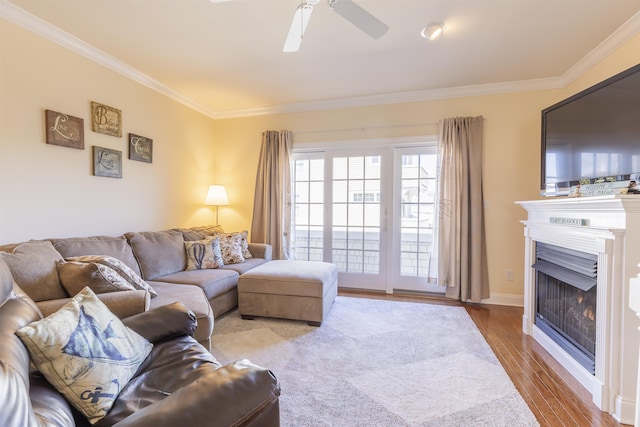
[534, 242, 597, 374]
[517, 195, 640, 425]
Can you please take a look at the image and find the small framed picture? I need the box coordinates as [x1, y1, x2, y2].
[93, 146, 122, 178]
[128, 133, 153, 163]
[45, 110, 84, 149]
[91, 101, 122, 137]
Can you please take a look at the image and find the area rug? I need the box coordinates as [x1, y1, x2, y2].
[210, 296, 539, 427]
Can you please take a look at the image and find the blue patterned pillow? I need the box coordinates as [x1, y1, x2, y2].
[16, 287, 152, 424]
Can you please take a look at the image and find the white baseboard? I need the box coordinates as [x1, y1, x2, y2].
[479, 293, 524, 307]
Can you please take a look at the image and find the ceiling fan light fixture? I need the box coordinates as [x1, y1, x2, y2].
[421, 23, 444, 41]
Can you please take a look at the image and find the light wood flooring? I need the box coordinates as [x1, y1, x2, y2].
[338, 289, 628, 427]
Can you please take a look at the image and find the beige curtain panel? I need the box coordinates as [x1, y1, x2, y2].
[437, 116, 490, 302]
[250, 130, 293, 260]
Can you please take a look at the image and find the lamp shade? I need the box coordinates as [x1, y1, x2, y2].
[205, 185, 229, 206]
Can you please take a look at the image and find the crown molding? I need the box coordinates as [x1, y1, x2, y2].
[559, 10, 640, 86]
[2, 0, 638, 120]
[0, 0, 220, 119]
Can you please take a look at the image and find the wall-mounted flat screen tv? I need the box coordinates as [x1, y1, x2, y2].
[541, 63, 640, 196]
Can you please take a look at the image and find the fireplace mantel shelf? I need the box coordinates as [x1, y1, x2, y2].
[518, 195, 640, 425]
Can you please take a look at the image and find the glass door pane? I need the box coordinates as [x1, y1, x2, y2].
[330, 153, 385, 289]
[392, 147, 442, 293]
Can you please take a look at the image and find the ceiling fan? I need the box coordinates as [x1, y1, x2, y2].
[283, 0, 389, 52]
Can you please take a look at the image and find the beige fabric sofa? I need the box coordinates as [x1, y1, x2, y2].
[0, 226, 272, 350]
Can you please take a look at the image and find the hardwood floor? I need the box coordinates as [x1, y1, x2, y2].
[338, 289, 629, 427]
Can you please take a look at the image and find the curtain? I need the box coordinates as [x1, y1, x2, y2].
[250, 130, 293, 260]
[437, 116, 489, 302]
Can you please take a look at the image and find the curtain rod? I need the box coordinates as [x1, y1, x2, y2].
[292, 121, 438, 135]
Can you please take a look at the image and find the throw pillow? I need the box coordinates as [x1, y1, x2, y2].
[0, 241, 67, 301]
[218, 233, 245, 265]
[16, 287, 153, 424]
[184, 237, 224, 270]
[57, 261, 136, 296]
[233, 230, 253, 260]
[66, 255, 158, 298]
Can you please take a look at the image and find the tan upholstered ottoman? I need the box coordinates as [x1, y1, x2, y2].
[238, 260, 338, 326]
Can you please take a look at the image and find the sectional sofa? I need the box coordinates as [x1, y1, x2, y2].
[0, 225, 272, 350]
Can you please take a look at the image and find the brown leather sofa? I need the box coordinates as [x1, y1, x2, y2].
[0, 257, 281, 427]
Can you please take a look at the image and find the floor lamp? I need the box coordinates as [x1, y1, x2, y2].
[205, 185, 229, 225]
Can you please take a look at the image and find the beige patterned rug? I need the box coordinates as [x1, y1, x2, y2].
[211, 296, 539, 426]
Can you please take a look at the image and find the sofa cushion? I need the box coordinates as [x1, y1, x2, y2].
[126, 230, 186, 280]
[220, 257, 268, 275]
[147, 281, 214, 346]
[57, 261, 136, 296]
[66, 255, 158, 297]
[0, 241, 67, 302]
[184, 237, 224, 270]
[51, 236, 143, 278]
[16, 287, 153, 424]
[152, 269, 239, 302]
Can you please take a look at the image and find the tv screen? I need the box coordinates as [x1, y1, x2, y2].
[541, 63, 640, 196]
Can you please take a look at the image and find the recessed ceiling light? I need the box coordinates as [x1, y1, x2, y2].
[421, 23, 444, 41]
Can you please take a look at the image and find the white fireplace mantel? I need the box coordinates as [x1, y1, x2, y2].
[517, 195, 640, 425]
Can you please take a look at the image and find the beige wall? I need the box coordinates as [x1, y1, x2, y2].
[1, 21, 218, 243]
[213, 34, 639, 301]
[1, 16, 638, 301]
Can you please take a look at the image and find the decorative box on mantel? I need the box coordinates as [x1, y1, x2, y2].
[516, 195, 640, 425]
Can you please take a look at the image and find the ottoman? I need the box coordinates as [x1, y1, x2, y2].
[238, 260, 338, 326]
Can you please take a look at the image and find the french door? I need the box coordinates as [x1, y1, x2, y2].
[293, 143, 441, 293]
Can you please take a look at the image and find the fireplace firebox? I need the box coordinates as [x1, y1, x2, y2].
[534, 242, 597, 374]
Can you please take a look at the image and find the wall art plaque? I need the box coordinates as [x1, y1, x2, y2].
[45, 109, 84, 149]
[91, 102, 122, 137]
[93, 146, 122, 178]
[128, 133, 153, 163]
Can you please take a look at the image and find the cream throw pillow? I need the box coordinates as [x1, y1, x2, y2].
[218, 233, 246, 264]
[184, 237, 224, 270]
[57, 261, 136, 296]
[66, 255, 158, 297]
[16, 287, 152, 424]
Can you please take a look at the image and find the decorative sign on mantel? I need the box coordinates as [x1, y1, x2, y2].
[550, 217, 589, 226]
[569, 180, 637, 197]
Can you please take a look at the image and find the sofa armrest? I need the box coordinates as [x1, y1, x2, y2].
[111, 359, 280, 427]
[122, 302, 197, 343]
[248, 243, 272, 261]
[36, 290, 150, 318]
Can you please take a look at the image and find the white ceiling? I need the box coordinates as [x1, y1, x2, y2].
[3, 0, 640, 118]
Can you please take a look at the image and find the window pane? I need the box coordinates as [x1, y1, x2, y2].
[333, 180, 348, 203]
[333, 204, 347, 226]
[334, 157, 347, 179]
[295, 204, 309, 225]
[348, 204, 364, 226]
[309, 181, 323, 203]
[295, 160, 308, 181]
[365, 156, 381, 179]
[364, 204, 379, 227]
[309, 158, 324, 180]
[296, 182, 309, 203]
[309, 204, 324, 226]
[349, 157, 364, 179]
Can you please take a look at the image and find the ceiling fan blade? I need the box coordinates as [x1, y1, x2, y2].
[329, 0, 388, 39]
[283, 3, 314, 53]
